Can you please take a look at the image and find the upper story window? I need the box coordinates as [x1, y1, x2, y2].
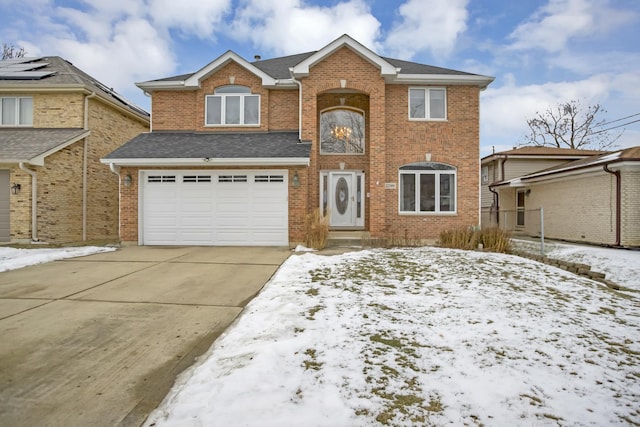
[399, 162, 456, 214]
[481, 165, 489, 184]
[409, 88, 446, 120]
[319, 108, 365, 154]
[205, 85, 259, 126]
[1, 96, 33, 126]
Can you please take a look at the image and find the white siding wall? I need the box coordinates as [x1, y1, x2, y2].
[525, 173, 616, 245]
[621, 170, 640, 246]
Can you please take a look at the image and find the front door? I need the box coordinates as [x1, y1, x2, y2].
[321, 171, 365, 228]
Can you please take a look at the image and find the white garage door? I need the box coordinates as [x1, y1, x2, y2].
[141, 170, 288, 246]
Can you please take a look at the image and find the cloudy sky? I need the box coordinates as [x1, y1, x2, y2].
[1, 0, 638, 155]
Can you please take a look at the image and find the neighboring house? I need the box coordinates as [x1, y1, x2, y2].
[481, 146, 606, 228]
[490, 146, 640, 248]
[102, 34, 494, 246]
[0, 56, 149, 244]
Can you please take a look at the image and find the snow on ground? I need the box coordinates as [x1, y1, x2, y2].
[0, 246, 116, 272]
[513, 239, 640, 291]
[145, 245, 640, 427]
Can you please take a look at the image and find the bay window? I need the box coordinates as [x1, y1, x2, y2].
[399, 162, 456, 213]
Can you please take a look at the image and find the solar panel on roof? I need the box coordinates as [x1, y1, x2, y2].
[0, 59, 53, 80]
[0, 70, 56, 80]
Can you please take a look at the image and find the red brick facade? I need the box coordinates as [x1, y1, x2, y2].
[123, 37, 488, 245]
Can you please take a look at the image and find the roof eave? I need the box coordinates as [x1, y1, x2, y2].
[100, 157, 311, 167]
[183, 51, 277, 88]
[291, 34, 397, 78]
[392, 74, 495, 89]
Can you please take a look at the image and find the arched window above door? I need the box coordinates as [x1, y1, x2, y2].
[319, 108, 365, 154]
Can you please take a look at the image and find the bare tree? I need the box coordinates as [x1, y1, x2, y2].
[525, 100, 620, 150]
[2, 43, 27, 60]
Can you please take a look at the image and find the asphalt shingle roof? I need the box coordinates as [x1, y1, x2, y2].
[0, 56, 149, 118]
[145, 50, 481, 84]
[0, 128, 89, 161]
[104, 131, 311, 160]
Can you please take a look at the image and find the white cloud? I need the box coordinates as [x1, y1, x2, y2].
[46, 17, 176, 92]
[480, 74, 613, 149]
[507, 0, 634, 52]
[148, 0, 232, 38]
[230, 0, 381, 55]
[384, 0, 469, 59]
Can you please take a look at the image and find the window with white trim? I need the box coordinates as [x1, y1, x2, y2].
[409, 88, 446, 120]
[481, 166, 489, 184]
[399, 162, 456, 213]
[205, 85, 259, 126]
[1, 96, 33, 126]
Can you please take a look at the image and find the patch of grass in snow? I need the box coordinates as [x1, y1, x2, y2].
[306, 305, 324, 320]
[520, 393, 543, 406]
[302, 348, 323, 371]
[370, 334, 403, 348]
[305, 287, 319, 296]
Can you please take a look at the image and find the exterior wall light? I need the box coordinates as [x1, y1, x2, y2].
[11, 183, 21, 195]
[292, 171, 300, 187]
[123, 174, 132, 187]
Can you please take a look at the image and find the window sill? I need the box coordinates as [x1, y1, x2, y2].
[398, 211, 457, 216]
[407, 118, 448, 122]
[204, 124, 261, 127]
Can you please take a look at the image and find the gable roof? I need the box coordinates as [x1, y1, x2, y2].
[491, 145, 640, 187]
[0, 128, 91, 166]
[101, 131, 311, 167]
[481, 145, 608, 163]
[0, 56, 149, 121]
[137, 34, 494, 91]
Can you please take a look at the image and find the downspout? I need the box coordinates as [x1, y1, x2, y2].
[19, 162, 38, 242]
[602, 163, 621, 246]
[108, 163, 122, 241]
[83, 92, 97, 241]
[289, 68, 302, 142]
[489, 185, 499, 225]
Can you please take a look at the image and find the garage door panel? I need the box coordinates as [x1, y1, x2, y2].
[142, 170, 287, 246]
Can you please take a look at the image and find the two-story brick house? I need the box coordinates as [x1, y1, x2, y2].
[0, 56, 149, 243]
[103, 34, 493, 246]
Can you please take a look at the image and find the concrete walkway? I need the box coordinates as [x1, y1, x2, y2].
[0, 246, 290, 427]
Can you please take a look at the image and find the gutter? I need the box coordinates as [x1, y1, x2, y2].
[82, 92, 97, 241]
[19, 162, 38, 242]
[289, 67, 303, 142]
[602, 164, 621, 246]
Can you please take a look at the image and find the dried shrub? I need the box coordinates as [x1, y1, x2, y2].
[304, 208, 330, 250]
[439, 226, 511, 253]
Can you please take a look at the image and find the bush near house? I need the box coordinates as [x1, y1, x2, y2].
[439, 227, 511, 253]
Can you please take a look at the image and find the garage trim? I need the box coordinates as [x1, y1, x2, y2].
[139, 169, 289, 246]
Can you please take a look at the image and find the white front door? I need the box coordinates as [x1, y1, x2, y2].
[321, 171, 365, 228]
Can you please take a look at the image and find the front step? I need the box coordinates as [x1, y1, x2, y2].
[326, 230, 371, 248]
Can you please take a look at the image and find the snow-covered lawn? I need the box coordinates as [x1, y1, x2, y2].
[0, 246, 116, 272]
[513, 239, 640, 291]
[145, 246, 640, 426]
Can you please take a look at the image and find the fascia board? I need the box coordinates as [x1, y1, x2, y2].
[136, 80, 187, 91]
[184, 51, 276, 87]
[520, 165, 604, 183]
[100, 157, 310, 167]
[391, 74, 495, 89]
[0, 84, 85, 92]
[30, 130, 92, 166]
[292, 35, 396, 77]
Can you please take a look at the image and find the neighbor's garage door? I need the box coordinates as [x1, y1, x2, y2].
[141, 170, 288, 246]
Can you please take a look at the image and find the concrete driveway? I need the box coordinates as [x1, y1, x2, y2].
[0, 246, 290, 427]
